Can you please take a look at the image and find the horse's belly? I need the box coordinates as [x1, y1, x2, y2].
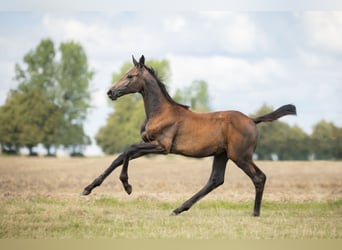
[171, 133, 225, 157]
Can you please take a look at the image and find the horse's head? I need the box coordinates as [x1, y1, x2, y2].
[107, 55, 147, 101]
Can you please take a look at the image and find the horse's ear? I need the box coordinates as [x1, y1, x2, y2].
[132, 55, 138, 67]
[139, 55, 145, 67]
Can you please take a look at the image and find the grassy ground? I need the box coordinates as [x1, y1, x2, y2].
[0, 156, 341, 239]
[0, 196, 341, 239]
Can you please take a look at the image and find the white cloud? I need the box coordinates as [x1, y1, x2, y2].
[42, 15, 116, 57]
[163, 15, 185, 32]
[199, 11, 232, 20]
[41, 14, 163, 60]
[297, 49, 342, 70]
[302, 11, 342, 53]
[199, 12, 271, 54]
[168, 54, 285, 92]
[221, 15, 269, 53]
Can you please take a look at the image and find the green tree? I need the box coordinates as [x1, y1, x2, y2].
[0, 91, 22, 154]
[56, 41, 93, 154]
[173, 80, 211, 112]
[0, 89, 63, 155]
[251, 104, 309, 160]
[15, 38, 56, 98]
[57, 41, 93, 123]
[40, 99, 64, 156]
[96, 59, 171, 154]
[311, 120, 341, 160]
[96, 95, 144, 153]
[252, 104, 276, 160]
[279, 125, 310, 160]
[1, 38, 93, 155]
[56, 42, 94, 154]
[331, 125, 342, 159]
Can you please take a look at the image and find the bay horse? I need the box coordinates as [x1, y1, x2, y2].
[82, 55, 296, 216]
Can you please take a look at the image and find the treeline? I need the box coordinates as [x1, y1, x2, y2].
[0, 39, 93, 156]
[251, 104, 342, 160]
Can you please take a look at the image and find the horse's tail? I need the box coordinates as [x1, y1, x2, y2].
[253, 104, 297, 124]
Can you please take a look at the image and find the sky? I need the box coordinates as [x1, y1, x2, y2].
[0, 10, 341, 155]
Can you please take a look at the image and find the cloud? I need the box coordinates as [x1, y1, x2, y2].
[41, 14, 163, 60]
[168, 54, 285, 92]
[199, 12, 271, 54]
[220, 14, 270, 53]
[302, 11, 342, 53]
[297, 49, 342, 70]
[42, 15, 117, 57]
[163, 15, 186, 32]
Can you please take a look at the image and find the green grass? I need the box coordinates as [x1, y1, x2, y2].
[0, 197, 341, 239]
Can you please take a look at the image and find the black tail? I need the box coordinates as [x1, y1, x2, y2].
[253, 104, 297, 124]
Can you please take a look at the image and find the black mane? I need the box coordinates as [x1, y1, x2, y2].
[144, 66, 189, 110]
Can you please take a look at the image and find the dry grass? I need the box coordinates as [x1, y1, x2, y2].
[0, 156, 341, 239]
[0, 155, 341, 202]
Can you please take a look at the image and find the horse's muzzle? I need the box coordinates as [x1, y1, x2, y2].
[107, 89, 118, 100]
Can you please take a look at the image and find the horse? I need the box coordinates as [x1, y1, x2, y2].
[82, 55, 297, 216]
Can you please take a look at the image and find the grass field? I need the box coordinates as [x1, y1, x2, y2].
[0, 156, 341, 239]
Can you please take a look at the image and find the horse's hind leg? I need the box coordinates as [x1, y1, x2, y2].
[234, 158, 266, 216]
[172, 152, 228, 215]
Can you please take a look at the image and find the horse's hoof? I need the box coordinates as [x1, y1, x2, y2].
[125, 184, 132, 195]
[170, 210, 179, 216]
[252, 212, 260, 217]
[81, 189, 91, 196]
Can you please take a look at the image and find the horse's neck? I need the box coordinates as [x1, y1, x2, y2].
[142, 79, 170, 119]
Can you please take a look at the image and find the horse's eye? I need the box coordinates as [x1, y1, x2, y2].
[127, 74, 133, 79]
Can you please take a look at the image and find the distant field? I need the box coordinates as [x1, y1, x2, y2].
[0, 156, 341, 239]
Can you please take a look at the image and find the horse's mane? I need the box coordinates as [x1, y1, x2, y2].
[144, 66, 189, 110]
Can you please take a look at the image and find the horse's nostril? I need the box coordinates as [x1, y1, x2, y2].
[107, 89, 118, 100]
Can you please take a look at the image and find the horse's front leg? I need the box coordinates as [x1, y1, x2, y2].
[119, 142, 166, 195]
[120, 153, 133, 194]
[82, 153, 125, 195]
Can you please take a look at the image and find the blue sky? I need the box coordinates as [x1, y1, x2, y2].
[0, 11, 341, 155]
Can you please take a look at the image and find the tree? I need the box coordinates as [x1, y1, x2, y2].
[96, 95, 145, 153]
[331, 125, 342, 159]
[251, 104, 276, 159]
[0, 89, 63, 155]
[173, 80, 211, 112]
[55, 41, 93, 154]
[57, 42, 93, 123]
[1, 38, 93, 155]
[250, 104, 309, 160]
[0, 91, 22, 154]
[311, 120, 341, 160]
[96, 59, 171, 154]
[40, 99, 64, 156]
[15, 38, 56, 98]
[279, 125, 310, 160]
